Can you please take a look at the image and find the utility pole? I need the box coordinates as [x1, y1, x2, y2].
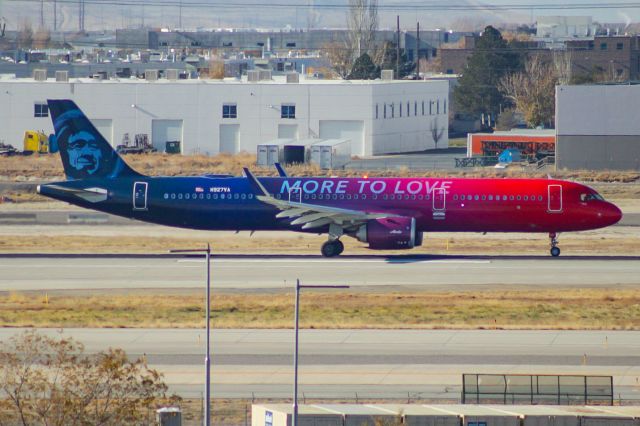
[40, 0, 44, 28]
[53, 0, 57, 31]
[170, 245, 212, 426]
[179, 0, 182, 28]
[416, 22, 420, 78]
[396, 15, 400, 79]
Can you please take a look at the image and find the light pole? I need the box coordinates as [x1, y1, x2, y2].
[170, 244, 211, 426]
[293, 279, 349, 426]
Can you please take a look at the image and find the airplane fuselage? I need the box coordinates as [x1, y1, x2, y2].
[40, 175, 622, 234]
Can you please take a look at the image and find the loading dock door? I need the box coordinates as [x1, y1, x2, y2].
[152, 119, 183, 152]
[319, 120, 364, 156]
[220, 124, 240, 154]
[90, 119, 114, 146]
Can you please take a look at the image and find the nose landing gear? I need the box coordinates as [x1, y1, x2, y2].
[321, 239, 344, 257]
[549, 232, 560, 257]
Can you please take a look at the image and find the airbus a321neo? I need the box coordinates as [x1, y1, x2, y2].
[38, 100, 622, 257]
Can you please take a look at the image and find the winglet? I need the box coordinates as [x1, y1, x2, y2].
[243, 167, 270, 197]
[274, 163, 288, 178]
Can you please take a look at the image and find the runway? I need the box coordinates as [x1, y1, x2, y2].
[0, 328, 638, 400]
[1, 255, 639, 292]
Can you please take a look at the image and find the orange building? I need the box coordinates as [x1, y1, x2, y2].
[467, 129, 556, 157]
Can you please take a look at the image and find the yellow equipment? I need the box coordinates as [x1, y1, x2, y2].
[23, 131, 49, 154]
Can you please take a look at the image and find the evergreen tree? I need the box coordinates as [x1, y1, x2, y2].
[347, 53, 379, 79]
[453, 26, 523, 119]
[379, 42, 415, 79]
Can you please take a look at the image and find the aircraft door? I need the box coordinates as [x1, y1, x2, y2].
[432, 187, 446, 220]
[288, 186, 301, 203]
[133, 182, 148, 210]
[548, 184, 562, 212]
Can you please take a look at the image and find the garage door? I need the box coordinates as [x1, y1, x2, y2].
[152, 119, 183, 152]
[220, 124, 240, 154]
[319, 120, 364, 156]
[90, 119, 113, 146]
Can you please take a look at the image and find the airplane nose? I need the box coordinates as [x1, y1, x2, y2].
[600, 203, 623, 226]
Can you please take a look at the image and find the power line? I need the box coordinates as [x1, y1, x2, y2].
[7, 0, 640, 11]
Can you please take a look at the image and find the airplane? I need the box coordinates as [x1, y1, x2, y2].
[37, 100, 622, 257]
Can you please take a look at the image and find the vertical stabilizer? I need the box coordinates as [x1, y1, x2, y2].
[47, 99, 143, 180]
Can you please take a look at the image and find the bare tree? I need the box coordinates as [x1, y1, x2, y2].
[553, 50, 573, 85]
[0, 330, 172, 426]
[430, 118, 445, 149]
[347, 0, 378, 60]
[499, 54, 558, 128]
[323, 42, 354, 79]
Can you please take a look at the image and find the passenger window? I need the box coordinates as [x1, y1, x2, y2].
[383, 194, 388, 200]
[461, 195, 465, 201]
[249, 194, 254, 199]
[199, 194, 204, 199]
[340, 194, 345, 199]
[425, 195, 430, 200]
[488, 195, 493, 200]
[347, 194, 352, 200]
[372, 194, 377, 200]
[185, 194, 190, 199]
[333, 194, 338, 200]
[503, 195, 507, 201]
[164, 193, 169, 199]
[538, 195, 543, 201]
[411, 195, 416, 200]
[361, 194, 367, 200]
[454, 195, 458, 200]
[311, 194, 317, 199]
[171, 193, 176, 199]
[524, 196, 528, 201]
[354, 194, 359, 200]
[517, 195, 521, 201]
[178, 194, 183, 199]
[418, 195, 423, 200]
[206, 194, 211, 199]
[481, 195, 486, 200]
[509, 195, 514, 200]
[241, 194, 246, 200]
[474, 195, 479, 201]
[213, 194, 218, 199]
[220, 194, 225, 199]
[234, 194, 239, 199]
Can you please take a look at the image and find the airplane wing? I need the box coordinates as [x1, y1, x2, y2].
[243, 168, 389, 230]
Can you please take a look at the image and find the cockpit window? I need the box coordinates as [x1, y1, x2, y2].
[580, 193, 605, 202]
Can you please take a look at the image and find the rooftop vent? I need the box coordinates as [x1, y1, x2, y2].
[259, 70, 272, 81]
[381, 69, 394, 80]
[55, 70, 68, 82]
[145, 70, 159, 81]
[166, 69, 179, 81]
[33, 69, 47, 81]
[247, 70, 260, 82]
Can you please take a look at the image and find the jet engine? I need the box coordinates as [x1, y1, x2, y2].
[355, 216, 422, 250]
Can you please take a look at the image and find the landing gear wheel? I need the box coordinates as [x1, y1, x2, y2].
[334, 239, 344, 255]
[549, 232, 560, 257]
[321, 240, 343, 257]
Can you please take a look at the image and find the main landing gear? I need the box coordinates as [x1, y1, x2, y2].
[549, 232, 561, 257]
[321, 239, 344, 257]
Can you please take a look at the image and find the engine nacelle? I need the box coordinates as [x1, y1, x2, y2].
[356, 216, 421, 250]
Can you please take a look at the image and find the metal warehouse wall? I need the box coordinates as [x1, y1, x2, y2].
[555, 84, 640, 171]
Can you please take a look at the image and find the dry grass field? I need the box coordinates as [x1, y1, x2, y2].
[2, 152, 640, 183]
[1, 289, 639, 330]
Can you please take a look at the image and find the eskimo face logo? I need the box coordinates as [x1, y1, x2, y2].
[67, 130, 103, 175]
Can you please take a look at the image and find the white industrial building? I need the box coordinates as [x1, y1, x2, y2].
[556, 84, 640, 170]
[0, 73, 449, 157]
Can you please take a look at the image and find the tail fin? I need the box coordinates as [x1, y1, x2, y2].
[47, 99, 142, 180]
